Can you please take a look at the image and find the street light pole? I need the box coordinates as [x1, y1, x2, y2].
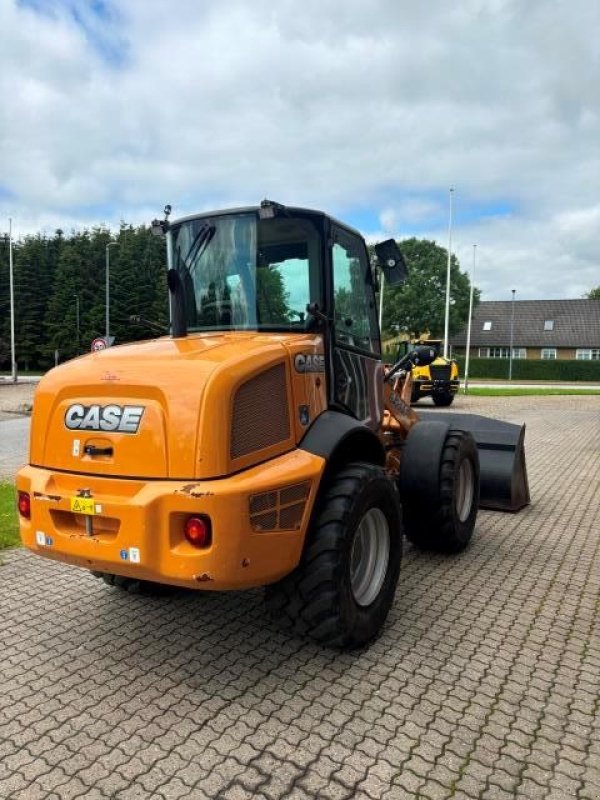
[443, 187, 454, 359]
[105, 241, 119, 347]
[8, 218, 16, 383]
[464, 244, 476, 394]
[508, 288, 516, 381]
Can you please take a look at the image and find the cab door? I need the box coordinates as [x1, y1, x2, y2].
[330, 226, 383, 430]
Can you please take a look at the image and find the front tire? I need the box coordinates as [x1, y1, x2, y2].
[400, 427, 479, 553]
[265, 463, 403, 649]
[432, 391, 454, 406]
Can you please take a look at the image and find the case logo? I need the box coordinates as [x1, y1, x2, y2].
[294, 354, 325, 373]
[64, 404, 145, 434]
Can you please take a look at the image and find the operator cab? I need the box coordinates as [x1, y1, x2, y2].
[156, 200, 408, 425]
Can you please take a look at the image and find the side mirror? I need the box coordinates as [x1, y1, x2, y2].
[374, 239, 408, 286]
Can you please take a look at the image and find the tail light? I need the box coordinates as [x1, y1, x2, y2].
[17, 491, 31, 519]
[184, 516, 211, 548]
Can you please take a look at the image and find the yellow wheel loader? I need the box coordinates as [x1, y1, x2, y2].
[397, 339, 459, 406]
[16, 201, 529, 649]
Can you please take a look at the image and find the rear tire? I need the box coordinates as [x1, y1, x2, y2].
[400, 428, 479, 553]
[265, 463, 403, 649]
[92, 571, 172, 596]
[433, 391, 454, 406]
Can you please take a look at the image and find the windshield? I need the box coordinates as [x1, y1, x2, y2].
[171, 212, 322, 332]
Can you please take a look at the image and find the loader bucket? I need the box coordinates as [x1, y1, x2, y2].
[417, 412, 530, 512]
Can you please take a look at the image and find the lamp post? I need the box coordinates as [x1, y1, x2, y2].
[105, 241, 119, 347]
[508, 288, 516, 381]
[463, 244, 476, 393]
[2, 219, 17, 382]
[443, 187, 454, 358]
[73, 294, 80, 354]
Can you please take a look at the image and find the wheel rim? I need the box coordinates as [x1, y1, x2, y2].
[455, 458, 475, 522]
[350, 508, 390, 607]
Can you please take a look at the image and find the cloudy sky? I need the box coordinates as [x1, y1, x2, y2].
[0, 0, 598, 300]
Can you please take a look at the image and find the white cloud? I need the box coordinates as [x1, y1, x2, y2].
[0, 0, 599, 298]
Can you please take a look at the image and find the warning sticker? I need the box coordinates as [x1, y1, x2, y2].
[70, 497, 95, 515]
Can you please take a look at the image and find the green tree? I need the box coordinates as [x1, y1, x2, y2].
[0, 336, 9, 368]
[585, 287, 600, 300]
[0, 232, 13, 366]
[43, 229, 109, 363]
[256, 267, 290, 323]
[13, 234, 58, 370]
[111, 224, 166, 342]
[379, 238, 479, 340]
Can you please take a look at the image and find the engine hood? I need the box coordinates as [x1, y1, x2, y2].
[30, 332, 307, 480]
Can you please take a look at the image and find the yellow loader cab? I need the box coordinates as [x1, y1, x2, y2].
[17, 201, 529, 649]
[405, 339, 460, 406]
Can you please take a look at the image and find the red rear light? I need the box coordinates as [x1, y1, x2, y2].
[184, 516, 211, 548]
[18, 491, 31, 519]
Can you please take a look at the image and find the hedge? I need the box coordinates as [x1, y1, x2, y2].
[453, 357, 600, 381]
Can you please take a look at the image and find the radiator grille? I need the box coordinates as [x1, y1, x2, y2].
[249, 482, 310, 532]
[230, 363, 290, 459]
[429, 364, 452, 381]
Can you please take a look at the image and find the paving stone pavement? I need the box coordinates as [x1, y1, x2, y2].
[1, 396, 599, 800]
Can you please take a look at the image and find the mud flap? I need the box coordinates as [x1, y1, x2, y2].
[417, 412, 530, 512]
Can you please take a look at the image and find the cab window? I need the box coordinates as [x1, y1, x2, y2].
[332, 231, 380, 354]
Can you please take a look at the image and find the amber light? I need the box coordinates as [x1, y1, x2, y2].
[17, 491, 31, 519]
[184, 516, 211, 548]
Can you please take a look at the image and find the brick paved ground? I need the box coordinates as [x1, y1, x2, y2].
[1, 396, 599, 799]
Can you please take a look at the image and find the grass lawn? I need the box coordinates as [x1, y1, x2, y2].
[464, 387, 599, 396]
[0, 482, 20, 550]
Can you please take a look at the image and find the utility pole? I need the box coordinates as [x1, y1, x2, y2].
[7, 218, 16, 382]
[464, 244, 476, 393]
[105, 241, 119, 347]
[443, 187, 454, 358]
[508, 289, 516, 380]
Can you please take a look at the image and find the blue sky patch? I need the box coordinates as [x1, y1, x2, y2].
[18, 0, 128, 66]
[339, 189, 517, 238]
[0, 184, 15, 202]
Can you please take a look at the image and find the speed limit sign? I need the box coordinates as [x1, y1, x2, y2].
[91, 337, 107, 352]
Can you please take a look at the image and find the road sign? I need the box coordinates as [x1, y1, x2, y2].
[91, 338, 107, 352]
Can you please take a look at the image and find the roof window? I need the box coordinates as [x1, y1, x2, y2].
[544, 320, 554, 331]
[482, 321, 492, 331]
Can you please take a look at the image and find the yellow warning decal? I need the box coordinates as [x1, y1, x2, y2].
[70, 497, 96, 516]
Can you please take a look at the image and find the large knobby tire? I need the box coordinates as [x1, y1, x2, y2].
[432, 391, 454, 407]
[401, 428, 479, 553]
[265, 463, 403, 649]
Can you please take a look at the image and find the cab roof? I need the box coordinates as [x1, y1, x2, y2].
[171, 202, 364, 241]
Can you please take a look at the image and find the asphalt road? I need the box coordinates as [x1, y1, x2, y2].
[1, 395, 599, 799]
[0, 416, 29, 480]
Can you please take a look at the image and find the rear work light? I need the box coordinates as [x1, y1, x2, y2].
[17, 491, 31, 519]
[184, 516, 212, 549]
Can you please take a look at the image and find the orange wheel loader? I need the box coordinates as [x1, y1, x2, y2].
[16, 201, 529, 649]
